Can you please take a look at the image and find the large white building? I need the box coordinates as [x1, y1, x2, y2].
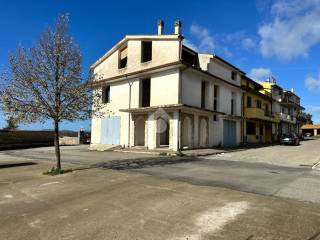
[90, 20, 243, 151]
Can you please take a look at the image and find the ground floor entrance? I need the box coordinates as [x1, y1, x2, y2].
[244, 119, 273, 144]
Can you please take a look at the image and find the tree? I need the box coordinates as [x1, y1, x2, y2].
[0, 14, 94, 171]
[4, 116, 18, 130]
[297, 111, 313, 125]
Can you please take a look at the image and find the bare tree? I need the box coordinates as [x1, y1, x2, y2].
[0, 14, 94, 172]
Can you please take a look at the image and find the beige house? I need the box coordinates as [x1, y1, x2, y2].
[90, 20, 244, 151]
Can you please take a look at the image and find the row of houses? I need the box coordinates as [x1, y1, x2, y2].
[90, 20, 305, 151]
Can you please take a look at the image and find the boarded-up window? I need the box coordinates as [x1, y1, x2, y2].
[119, 46, 128, 69]
[141, 41, 152, 62]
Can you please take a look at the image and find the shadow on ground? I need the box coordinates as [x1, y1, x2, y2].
[94, 156, 198, 170]
[0, 162, 37, 169]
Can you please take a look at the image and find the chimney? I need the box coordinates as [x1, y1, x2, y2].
[291, 88, 294, 93]
[174, 20, 182, 35]
[157, 19, 164, 35]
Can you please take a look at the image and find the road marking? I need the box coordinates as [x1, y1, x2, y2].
[173, 201, 249, 240]
[28, 219, 41, 228]
[312, 159, 320, 170]
[40, 181, 60, 187]
[3, 194, 13, 199]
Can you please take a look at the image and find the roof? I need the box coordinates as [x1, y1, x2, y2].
[242, 75, 264, 90]
[91, 34, 182, 69]
[302, 124, 320, 129]
[212, 55, 245, 74]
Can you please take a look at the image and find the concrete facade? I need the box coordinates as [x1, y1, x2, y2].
[90, 22, 243, 151]
[241, 77, 276, 144]
[90, 21, 303, 150]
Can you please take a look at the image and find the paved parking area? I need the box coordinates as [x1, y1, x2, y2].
[1, 140, 320, 239]
[1, 161, 320, 240]
[205, 138, 320, 168]
[1, 145, 162, 167]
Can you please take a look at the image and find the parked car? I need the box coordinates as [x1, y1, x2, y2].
[280, 133, 300, 145]
[305, 133, 312, 137]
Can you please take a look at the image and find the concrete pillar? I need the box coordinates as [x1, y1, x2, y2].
[194, 114, 199, 148]
[147, 114, 157, 149]
[170, 111, 179, 151]
[314, 129, 318, 136]
[208, 115, 214, 147]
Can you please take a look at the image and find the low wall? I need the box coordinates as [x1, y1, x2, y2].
[0, 130, 54, 150]
[59, 137, 79, 145]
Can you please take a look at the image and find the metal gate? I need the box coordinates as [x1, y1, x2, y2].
[101, 116, 121, 145]
[223, 120, 237, 147]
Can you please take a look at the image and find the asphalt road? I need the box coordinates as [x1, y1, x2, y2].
[1, 162, 320, 240]
[2, 139, 320, 204]
[133, 158, 320, 203]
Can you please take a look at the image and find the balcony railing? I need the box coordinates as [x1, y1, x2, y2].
[245, 107, 276, 121]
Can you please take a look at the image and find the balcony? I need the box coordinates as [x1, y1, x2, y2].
[245, 107, 278, 122]
[278, 113, 296, 123]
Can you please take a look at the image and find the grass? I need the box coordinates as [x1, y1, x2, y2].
[43, 167, 73, 176]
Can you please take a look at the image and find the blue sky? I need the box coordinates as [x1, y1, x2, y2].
[1, 0, 320, 130]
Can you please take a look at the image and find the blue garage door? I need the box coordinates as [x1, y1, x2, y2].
[101, 116, 121, 145]
[223, 120, 237, 147]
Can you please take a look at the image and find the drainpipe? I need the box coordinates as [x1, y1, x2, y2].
[127, 77, 133, 148]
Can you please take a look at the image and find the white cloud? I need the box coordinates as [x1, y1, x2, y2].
[305, 74, 320, 92]
[224, 31, 256, 50]
[241, 38, 256, 49]
[189, 24, 215, 53]
[248, 67, 272, 81]
[258, 0, 320, 61]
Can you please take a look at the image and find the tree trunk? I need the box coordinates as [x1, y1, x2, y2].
[54, 120, 61, 170]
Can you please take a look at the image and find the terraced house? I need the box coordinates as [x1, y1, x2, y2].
[241, 76, 276, 144]
[259, 80, 304, 140]
[90, 20, 243, 151]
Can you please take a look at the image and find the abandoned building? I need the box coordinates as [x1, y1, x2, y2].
[90, 20, 243, 151]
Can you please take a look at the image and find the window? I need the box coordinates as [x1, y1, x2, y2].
[141, 78, 151, 107]
[141, 41, 152, 62]
[118, 46, 128, 69]
[102, 86, 110, 103]
[265, 104, 269, 115]
[214, 85, 219, 111]
[247, 96, 252, 108]
[201, 81, 206, 108]
[213, 115, 217, 121]
[256, 100, 262, 109]
[246, 122, 256, 135]
[231, 92, 236, 115]
[259, 124, 263, 135]
[231, 71, 237, 80]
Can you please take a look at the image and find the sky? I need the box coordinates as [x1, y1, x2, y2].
[1, 0, 320, 130]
